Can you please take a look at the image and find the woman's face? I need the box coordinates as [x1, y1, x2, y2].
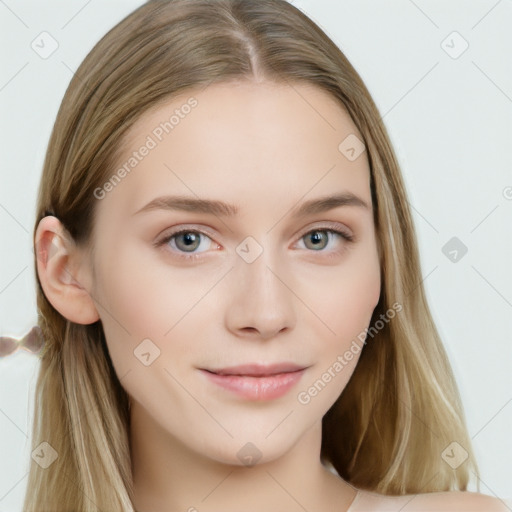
[88, 80, 381, 465]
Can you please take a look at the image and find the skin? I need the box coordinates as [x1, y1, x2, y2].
[34, 81, 507, 511]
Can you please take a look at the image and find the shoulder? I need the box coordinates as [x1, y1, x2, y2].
[409, 490, 510, 511]
[351, 489, 510, 511]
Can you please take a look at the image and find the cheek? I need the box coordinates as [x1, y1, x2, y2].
[94, 240, 186, 334]
[311, 246, 381, 344]
[92, 242, 219, 371]
[90, 243, 171, 372]
[297, 251, 380, 409]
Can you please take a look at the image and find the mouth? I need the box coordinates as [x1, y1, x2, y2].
[203, 362, 307, 377]
[199, 363, 308, 401]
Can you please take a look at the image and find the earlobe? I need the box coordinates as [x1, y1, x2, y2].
[34, 216, 100, 325]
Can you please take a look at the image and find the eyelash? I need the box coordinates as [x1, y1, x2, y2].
[154, 224, 355, 261]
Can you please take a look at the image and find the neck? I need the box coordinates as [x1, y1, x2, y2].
[129, 400, 356, 512]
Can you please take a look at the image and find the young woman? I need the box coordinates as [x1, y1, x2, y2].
[25, 0, 509, 510]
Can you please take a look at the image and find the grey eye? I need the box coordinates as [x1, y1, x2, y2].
[303, 230, 330, 250]
[174, 231, 202, 252]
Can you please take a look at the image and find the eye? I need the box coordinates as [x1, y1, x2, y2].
[155, 228, 218, 260]
[154, 223, 356, 261]
[296, 226, 355, 254]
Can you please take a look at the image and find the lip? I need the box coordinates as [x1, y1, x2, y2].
[199, 363, 308, 401]
[205, 362, 306, 377]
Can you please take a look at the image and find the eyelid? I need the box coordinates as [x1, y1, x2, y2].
[154, 221, 355, 259]
[153, 225, 219, 259]
[295, 221, 354, 240]
[154, 224, 217, 247]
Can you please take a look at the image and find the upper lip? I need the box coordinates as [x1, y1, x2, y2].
[203, 363, 307, 377]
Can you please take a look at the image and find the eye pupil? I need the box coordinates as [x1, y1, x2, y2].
[177, 232, 200, 251]
[305, 230, 328, 250]
[164, 227, 344, 258]
[183, 233, 196, 245]
[311, 232, 322, 243]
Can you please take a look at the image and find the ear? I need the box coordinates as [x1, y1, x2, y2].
[34, 215, 99, 324]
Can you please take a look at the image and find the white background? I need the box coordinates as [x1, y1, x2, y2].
[1, 1, 511, 510]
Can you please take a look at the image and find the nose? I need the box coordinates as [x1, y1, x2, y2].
[224, 246, 297, 340]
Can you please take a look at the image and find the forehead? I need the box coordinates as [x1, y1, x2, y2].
[96, 80, 371, 222]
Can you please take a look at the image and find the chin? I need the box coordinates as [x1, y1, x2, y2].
[197, 435, 294, 468]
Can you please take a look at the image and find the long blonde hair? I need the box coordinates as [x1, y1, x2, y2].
[25, 1, 479, 510]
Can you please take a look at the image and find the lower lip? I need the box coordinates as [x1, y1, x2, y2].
[200, 369, 306, 401]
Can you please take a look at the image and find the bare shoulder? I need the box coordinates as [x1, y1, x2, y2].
[400, 490, 510, 511]
[352, 489, 511, 511]
[404, 491, 510, 512]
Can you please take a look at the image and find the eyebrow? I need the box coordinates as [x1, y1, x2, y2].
[132, 192, 370, 218]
